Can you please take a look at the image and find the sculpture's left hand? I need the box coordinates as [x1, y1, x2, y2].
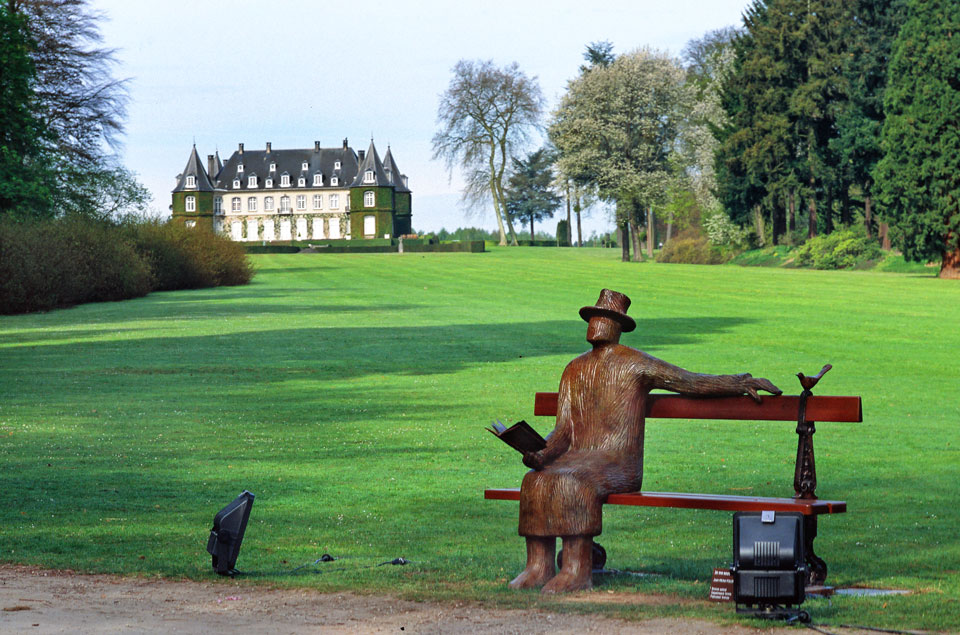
[739, 374, 782, 402]
[522, 451, 545, 471]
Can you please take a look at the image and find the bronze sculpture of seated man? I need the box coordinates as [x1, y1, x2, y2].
[510, 289, 781, 593]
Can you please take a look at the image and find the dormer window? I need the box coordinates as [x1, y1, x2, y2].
[334, 161, 341, 170]
[331, 176, 339, 186]
[185, 175, 196, 188]
[301, 162, 308, 171]
[233, 178, 241, 189]
[248, 175, 257, 188]
[265, 178, 273, 188]
[269, 162, 276, 172]
[298, 177, 305, 187]
[280, 173, 290, 187]
[363, 170, 375, 184]
[237, 163, 244, 173]
[313, 173, 322, 186]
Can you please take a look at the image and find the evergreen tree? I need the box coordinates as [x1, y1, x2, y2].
[716, 0, 856, 243]
[716, 0, 801, 243]
[504, 148, 561, 240]
[0, 4, 53, 216]
[831, 0, 906, 238]
[875, 0, 960, 278]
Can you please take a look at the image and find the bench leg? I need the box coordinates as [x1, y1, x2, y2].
[804, 515, 827, 586]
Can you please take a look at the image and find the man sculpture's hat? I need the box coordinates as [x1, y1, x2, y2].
[579, 289, 636, 332]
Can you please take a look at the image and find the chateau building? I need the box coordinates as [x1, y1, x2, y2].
[171, 138, 411, 241]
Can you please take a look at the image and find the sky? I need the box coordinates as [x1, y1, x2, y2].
[91, 0, 749, 238]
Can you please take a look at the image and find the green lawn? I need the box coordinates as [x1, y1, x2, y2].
[1, 247, 958, 629]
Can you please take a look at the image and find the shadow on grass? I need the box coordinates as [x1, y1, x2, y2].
[1, 317, 755, 385]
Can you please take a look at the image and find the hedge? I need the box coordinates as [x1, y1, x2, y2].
[0, 216, 253, 315]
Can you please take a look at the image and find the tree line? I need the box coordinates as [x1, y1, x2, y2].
[432, 0, 960, 278]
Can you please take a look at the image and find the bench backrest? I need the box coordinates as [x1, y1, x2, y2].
[534, 392, 862, 422]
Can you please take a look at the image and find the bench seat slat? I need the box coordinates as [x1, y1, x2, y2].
[533, 392, 862, 422]
[484, 488, 845, 516]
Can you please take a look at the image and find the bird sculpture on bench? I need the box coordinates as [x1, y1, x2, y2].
[511, 289, 782, 593]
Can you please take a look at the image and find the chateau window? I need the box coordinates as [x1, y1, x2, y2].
[363, 170, 374, 184]
[247, 196, 257, 212]
[280, 195, 291, 212]
[231, 197, 241, 212]
[363, 190, 375, 207]
[264, 196, 274, 211]
[313, 173, 322, 186]
[233, 179, 240, 189]
[298, 177, 305, 187]
[280, 174, 290, 187]
[185, 175, 196, 188]
[312, 194, 322, 209]
[214, 197, 222, 214]
[248, 175, 257, 188]
[334, 160, 341, 170]
[265, 178, 273, 188]
[296, 195, 306, 210]
[269, 162, 276, 172]
[363, 214, 375, 236]
[331, 177, 339, 186]
[185, 195, 196, 212]
[302, 162, 308, 171]
[329, 194, 339, 209]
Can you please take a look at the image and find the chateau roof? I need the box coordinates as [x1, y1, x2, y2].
[382, 146, 411, 193]
[214, 142, 360, 191]
[172, 145, 215, 193]
[349, 139, 391, 188]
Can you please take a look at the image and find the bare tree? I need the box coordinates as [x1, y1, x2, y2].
[432, 60, 544, 246]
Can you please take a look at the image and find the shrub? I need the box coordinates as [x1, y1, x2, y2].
[656, 230, 731, 265]
[793, 227, 882, 270]
[703, 212, 750, 250]
[1, 216, 253, 315]
[0, 215, 153, 314]
[124, 220, 253, 290]
[556, 220, 570, 247]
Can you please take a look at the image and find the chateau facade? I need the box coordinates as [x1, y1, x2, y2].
[171, 138, 411, 241]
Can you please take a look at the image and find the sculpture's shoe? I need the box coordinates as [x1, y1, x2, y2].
[540, 570, 592, 594]
[508, 567, 555, 589]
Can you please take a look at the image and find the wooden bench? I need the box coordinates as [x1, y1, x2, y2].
[485, 384, 862, 586]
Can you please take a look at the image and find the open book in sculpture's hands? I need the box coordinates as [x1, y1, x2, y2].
[487, 419, 547, 454]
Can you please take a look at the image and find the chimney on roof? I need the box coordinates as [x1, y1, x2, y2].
[266, 142, 271, 153]
[358, 150, 365, 161]
[314, 141, 320, 152]
[207, 155, 216, 178]
[342, 138, 348, 150]
[238, 143, 244, 154]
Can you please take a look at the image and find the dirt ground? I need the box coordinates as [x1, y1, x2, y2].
[0, 564, 794, 634]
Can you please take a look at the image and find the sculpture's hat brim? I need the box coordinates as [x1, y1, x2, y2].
[579, 306, 636, 332]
